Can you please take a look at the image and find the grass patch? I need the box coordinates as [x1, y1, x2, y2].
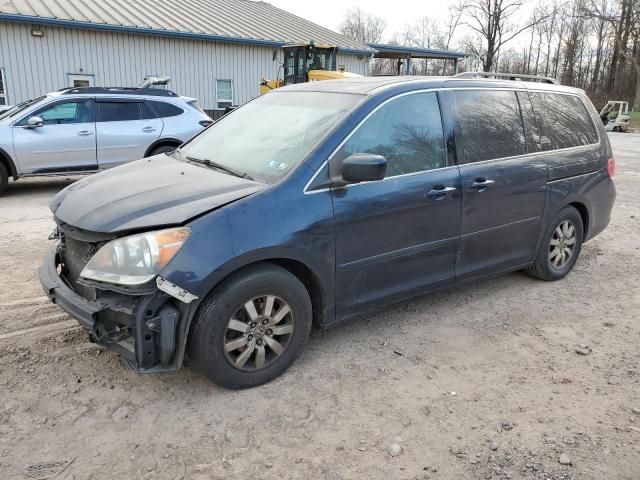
[629, 111, 640, 129]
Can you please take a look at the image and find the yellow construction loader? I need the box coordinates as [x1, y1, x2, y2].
[259, 42, 361, 94]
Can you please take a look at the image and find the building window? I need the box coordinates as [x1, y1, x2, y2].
[0, 69, 7, 105]
[216, 79, 233, 109]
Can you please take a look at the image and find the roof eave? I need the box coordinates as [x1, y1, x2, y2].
[0, 13, 291, 48]
[367, 43, 470, 59]
[337, 47, 377, 56]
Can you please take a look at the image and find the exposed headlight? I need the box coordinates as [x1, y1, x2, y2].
[80, 227, 190, 286]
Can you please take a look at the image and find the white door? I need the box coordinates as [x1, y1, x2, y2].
[95, 100, 162, 167]
[68, 74, 95, 88]
[12, 99, 97, 174]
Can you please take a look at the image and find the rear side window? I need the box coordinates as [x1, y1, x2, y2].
[529, 92, 598, 150]
[454, 90, 526, 163]
[342, 92, 446, 177]
[98, 102, 141, 122]
[141, 101, 184, 119]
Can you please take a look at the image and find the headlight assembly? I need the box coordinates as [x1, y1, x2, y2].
[80, 227, 190, 286]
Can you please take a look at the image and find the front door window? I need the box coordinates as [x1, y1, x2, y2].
[17, 100, 94, 126]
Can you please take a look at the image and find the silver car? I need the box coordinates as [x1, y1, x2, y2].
[0, 87, 212, 195]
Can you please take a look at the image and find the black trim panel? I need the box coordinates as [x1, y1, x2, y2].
[30, 164, 99, 174]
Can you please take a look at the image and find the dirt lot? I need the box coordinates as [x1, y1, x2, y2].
[1, 134, 639, 480]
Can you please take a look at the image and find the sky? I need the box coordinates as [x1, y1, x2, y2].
[266, 0, 537, 48]
[266, 0, 453, 41]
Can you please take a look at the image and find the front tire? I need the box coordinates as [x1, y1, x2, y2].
[189, 264, 312, 389]
[0, 163, 8, 196]
[526, 206, 584, 281]
[148, 144, 178, 157]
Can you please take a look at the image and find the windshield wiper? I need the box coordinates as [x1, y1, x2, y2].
[186, 156, 254, 181]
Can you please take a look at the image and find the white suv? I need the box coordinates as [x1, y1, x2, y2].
[0, 87, 212, 195]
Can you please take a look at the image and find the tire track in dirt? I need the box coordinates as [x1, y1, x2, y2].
[0, 296, 70, 334]
[0, 296, 50, 309]
[0, 320, 79, 341]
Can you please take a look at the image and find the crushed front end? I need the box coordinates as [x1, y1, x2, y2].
[38, 223, 197, 372]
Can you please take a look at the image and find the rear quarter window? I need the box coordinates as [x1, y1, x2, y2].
[141, 101, 184, 119]
[453, 90, 526, 163]
[529, 92, 598, 150]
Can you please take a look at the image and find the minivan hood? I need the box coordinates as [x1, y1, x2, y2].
[51, 155, 265, 233]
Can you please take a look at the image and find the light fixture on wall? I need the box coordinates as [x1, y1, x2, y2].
[31, 28, 44, 37]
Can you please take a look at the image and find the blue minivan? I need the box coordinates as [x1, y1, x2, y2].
[39, 74, 616, 388]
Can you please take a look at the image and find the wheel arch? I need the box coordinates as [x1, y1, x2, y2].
[179, 256, 328, 369]
[144, 138, 183, 157]
[195, 257, 327, 329]
[0, 147, 18, 180]
[568, 201, 589, 239]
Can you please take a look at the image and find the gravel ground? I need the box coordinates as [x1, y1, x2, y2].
[0, 134, 638, 480]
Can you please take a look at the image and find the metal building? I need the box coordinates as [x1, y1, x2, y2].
[0, 0, 374, 115]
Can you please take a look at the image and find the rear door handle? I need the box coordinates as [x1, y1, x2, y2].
[469, 179, 495, 191]
[427, 186, 457, 199]
[142, 126, 157, 133]
[76, 130, 94, 136]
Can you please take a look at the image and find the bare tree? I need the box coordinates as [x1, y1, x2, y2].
[463, 0, 548, 72]
[339, 8, 387, 44]
[441, 2, 466, 50]
[405, 17, 443, 48]
[585, 0, 640, 108]
[590, 0, 610, 91]
[561, 0, 587, 85]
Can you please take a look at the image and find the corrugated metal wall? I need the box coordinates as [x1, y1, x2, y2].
[0, 21, 370, 109]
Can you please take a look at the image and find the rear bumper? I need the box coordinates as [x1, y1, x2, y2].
[585, 177, 616, 241]
[39, 246, 193, 373]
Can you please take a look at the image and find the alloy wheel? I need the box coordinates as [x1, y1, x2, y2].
[549, 220, 577, 270]
[223, 295, 294, 371]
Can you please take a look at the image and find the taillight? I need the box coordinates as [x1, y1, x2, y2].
[606, 158, 616, 178]
[199, 120, 213, 128]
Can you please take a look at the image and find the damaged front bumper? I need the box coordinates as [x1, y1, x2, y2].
[38, 246, 196, 373]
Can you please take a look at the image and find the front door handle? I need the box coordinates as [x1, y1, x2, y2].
[427, 186, 457, 199]
[76, 130, 94, 136]
[142, 126, 157, 133]
[469, 179, 495, 191]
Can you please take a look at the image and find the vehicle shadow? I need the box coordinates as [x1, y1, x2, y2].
[4, 177, 81, 197]
[174, 269, 535, 393]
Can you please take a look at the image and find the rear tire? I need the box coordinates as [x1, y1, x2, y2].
[148, 144, 178, 156]
[613, 126, 621, 132]
[525, 206, 584, 281]
[189, 264, 312, 389]
[0, 163, 8, 196]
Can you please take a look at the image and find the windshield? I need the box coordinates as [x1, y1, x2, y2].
[309, 48, 333, 70]
[178, 91, 362, 183]
[0, 96, 46, 121]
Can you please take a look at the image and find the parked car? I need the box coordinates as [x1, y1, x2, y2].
[39, 74, 616, 389]
[0, 86, 212, 195]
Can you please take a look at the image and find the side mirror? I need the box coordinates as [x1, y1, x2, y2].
[25, 116, 44, 129]
[341, 153, 387, 183]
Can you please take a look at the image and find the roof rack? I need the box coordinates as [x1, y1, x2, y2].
[59, 86, 178, 97]
[454, 72, 559, 84]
